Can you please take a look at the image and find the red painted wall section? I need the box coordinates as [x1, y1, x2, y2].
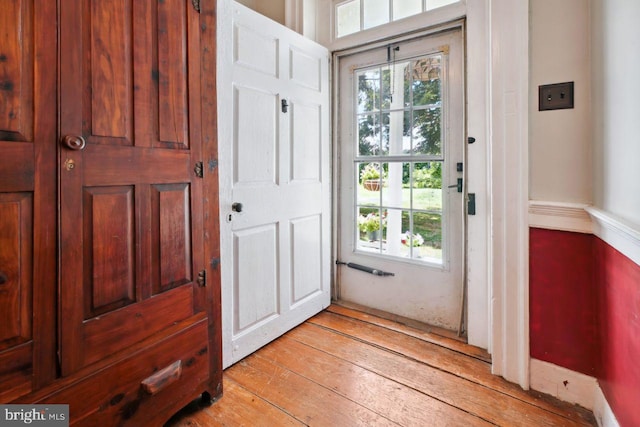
[529, 228, 598, 375]
[594, 237, 640, 427]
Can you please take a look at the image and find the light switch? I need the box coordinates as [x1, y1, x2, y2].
[539, 82, 574, 111]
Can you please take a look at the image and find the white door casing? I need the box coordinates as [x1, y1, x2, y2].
[217, 0, 331, 368]
[336, 28, 465, 330]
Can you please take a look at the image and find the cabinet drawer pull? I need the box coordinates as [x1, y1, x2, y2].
[141, 360, 182, 395]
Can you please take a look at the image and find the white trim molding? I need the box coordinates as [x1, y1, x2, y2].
[529, 201, 593, 234]
[530, 359, 597, 410]
[586, 207, 640, 266]
[594, 385, 621, 427]
[488, 0, 530, 389]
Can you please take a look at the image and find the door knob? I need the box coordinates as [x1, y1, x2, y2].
[61, 135, 86, 151]
[447, 178, 463, 193]
[232, 202, 243, 213]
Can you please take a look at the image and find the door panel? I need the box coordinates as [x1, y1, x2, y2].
[218, 1, 331, 367]
[59, 0, 203, 375]
[0, 0, 57, 397]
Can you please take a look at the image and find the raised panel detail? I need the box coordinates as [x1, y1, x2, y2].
[152, 183, 192, 294]
[0, 193, 32, 346]
[290, 47, 320, 91]
[234, 24, 278, 77]
[234, 225, 278, 333]
[234, 86, 277, 185]
[157, 0, 189, 146]
[0, 0, 33, 142]
[83, 186, 135, 318]
[290, 215, 322, 304]
[90, 0, 132, 140]
[291, 101, 321, 182]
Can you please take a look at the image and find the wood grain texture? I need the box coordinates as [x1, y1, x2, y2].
[167, 306, 596, 427]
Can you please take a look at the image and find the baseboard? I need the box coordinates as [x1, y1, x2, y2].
[586, 206, 640, 267]
[529, 359, 597, 410]
[594, 384, 620, 427]
[528, 201, 592, 234]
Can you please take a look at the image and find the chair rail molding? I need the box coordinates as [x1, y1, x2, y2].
[529, 201, 593, 234]
[586, 206, 640, 266]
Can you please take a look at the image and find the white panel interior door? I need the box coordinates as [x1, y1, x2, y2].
[218, 0, 331, 368]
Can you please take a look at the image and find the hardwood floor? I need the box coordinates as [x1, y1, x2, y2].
[166, 305, 596, 426]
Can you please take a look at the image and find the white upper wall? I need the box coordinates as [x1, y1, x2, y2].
[591, 0, 640, 226]
[234, 0, 286, 25]
[529, 0, 592, 204]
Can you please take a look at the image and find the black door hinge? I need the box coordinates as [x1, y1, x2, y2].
[197, 269, 206, 287]
[194, 161, 204, 178]
[468, 193, 476, 215]
[191, 0, 200, 13]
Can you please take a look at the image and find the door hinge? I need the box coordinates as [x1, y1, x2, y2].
[281, 99, 289, 113]
[197, 269, 206, 287]
[191, 0, 200, 13]
[194, 161, 204, 178]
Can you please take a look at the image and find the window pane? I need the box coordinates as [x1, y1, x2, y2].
[392, 0, 422, 20]
[411, 162, 443, 211]
[337, 0, 361, 38]
[358, 113, 381, 156]
[357, 162, 382, 205]
[381, 111, 410, 155]
[411, 212, 442, 262]
[410, 56, 442, 108]
[412, 107, 441, 156]
[381, 162, 409, 209]
[357, 206, 382, 252]
[357, 69, 381, 113]
[425, 0, 458, 11]
[381, 208, 410, 258]
[382, 61, 410, 109]
[363, 0, 389, 29]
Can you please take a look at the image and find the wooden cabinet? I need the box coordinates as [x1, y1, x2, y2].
[0, 1, 222, 424]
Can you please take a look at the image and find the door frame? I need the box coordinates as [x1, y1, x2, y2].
[325, 0, 530, 389]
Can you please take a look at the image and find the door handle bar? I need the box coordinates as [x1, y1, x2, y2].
[336, 261, 394, 277]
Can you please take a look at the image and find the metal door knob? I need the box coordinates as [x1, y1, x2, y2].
[61, 135, 86, 151]
[232, 202, 243, 213]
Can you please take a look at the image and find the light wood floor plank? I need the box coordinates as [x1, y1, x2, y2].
[256, 334, 493, 427]
[290, 322, 593, 426]
[308, 310, 594, 424]
[226, 353, 399, 426]
[167, 306, 596, 427]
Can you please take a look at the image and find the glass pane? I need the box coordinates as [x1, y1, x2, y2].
[382, 62, 410, 110]
[392, 0, 422, 20]
[412, 162, 443, 211]
[411, 56, 442, 107]
[357, 162, 382, 206]
[412, 107, 441, 156]
[381, 162, 409, 209]
[425, 0, 458, 12]
[381, 208, 410, 258]
[357, 69, 381, 113]
[411, 212, 442, 262]
[337, 0, 361, 38]
[381, 110, 411, 155]
[363, 0, 389, 29]
[357, 206, 382, 252]
[358, 113, 381, 156]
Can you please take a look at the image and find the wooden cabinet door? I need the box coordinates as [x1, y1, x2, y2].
[0, 1, 57, 400]
[59, 0, 205, 375]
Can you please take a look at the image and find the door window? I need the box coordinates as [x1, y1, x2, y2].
[354, 54, 445, 264]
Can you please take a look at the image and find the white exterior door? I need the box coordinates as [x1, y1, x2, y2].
[337, 28, 465, 330]
[218, 1, 331, 367]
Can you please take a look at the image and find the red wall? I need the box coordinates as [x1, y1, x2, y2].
[530, 228, 640, 427]
[594, 237, 640, 427]
[529, 228, 598, 375]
